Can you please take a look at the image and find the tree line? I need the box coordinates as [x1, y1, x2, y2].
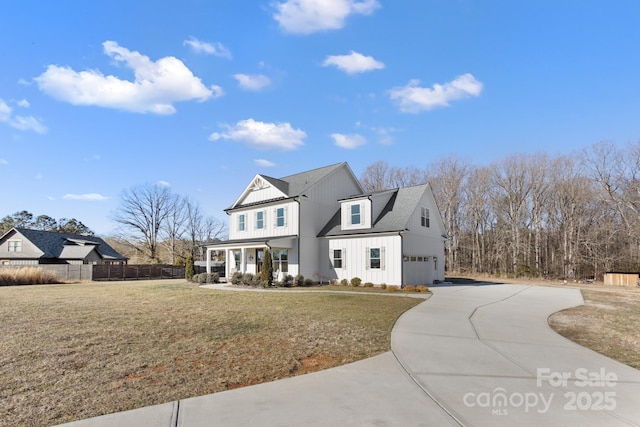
[359, 141, 640, 280]
[0, 211, 94, 236]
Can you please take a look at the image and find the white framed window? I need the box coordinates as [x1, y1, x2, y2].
[8, 240, 22, 252]
[238, 214, 246, 231]
[333, 249, 343, 269]
[351, 204, 361, 225]
[370, 248, 381, 269]
[276, 207, 285, 227]
[366, 247, 385, 270]
[273, 249, 288, 273]
[256, 211, 265, 229]
[421, 207, 430, 228]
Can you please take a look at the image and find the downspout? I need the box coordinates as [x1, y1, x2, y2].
[399, 230, 405, 288]
[295, 197, 302, 277]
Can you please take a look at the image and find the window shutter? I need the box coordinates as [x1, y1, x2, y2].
[347, 205, 351, 225]
[365, 247, 370, 270]
[381, 247, 386, 270]
[284, 206, 288, 226]
[273, 208, 277, 227]
[361, 202, 365, 225]
[342, 248, 346, 269]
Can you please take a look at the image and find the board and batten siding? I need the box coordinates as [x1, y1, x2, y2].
[328, 234, 402, 286]
[228, 201, 299, 241]
[241, 179, 286, 205]
[297, 166, 363, 279]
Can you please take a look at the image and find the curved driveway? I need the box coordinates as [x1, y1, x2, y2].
[61, 284, 640, 427]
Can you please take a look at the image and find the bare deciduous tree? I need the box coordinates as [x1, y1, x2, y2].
[112, 183, 174, 263]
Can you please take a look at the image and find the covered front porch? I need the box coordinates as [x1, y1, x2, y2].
[205, 236, 298, 281]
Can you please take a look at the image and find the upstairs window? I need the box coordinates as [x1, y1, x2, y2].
[276, 207, 285, 227]
[238, 214, 246, 231]
[351, 204, 361, 225]
[8, 240, 22, 252]
[421, 207, 430, 228]
[256, 211, 265, 229]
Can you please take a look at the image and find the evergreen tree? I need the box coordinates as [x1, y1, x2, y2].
[261, 250, 273, 287]
[185, 254, 195, 281]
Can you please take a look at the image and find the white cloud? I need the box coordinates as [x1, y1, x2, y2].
[254, 159, 276, 167]
[63, 193, 108, 201]
[322, 51, 384, 74]
[157, 180, 171, 187]
[0, 98, 47, 134]
[17, 99, 30, 108]
[35, 41, 222, 115]
[331, 133, 366, 149]
[233, 74, 272, 91]
[210, 118, 306, 150]
[389, 73, 483, 113]
[0, 158, 8, 165]
[273, 0, 380, 34]
[184, 37, 232, 59]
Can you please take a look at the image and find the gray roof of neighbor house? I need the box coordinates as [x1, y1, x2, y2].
[12, 228, 127, 260]
[318, 184, 430, 237]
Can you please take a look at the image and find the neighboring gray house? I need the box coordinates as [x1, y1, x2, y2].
[0, 227, 127, 266]
[205, 162, 446, 286]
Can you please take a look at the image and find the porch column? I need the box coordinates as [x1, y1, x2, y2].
[241, 248, 247, 273]
[225, 248, 231, 279]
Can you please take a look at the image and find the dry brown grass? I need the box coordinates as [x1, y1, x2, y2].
[0, 280, 421, 426]
[0, 267, 60, 286]
[548, 286, 640, 370]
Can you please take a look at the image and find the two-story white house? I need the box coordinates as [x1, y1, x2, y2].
[205, 162, 446, 286]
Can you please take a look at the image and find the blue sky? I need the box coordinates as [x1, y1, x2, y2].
[1, 0, 639, 235]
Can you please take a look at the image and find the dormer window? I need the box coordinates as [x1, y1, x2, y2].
[351, 204, 361, 225]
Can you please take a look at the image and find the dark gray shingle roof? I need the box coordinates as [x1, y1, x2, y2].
[268, 162, 346, 197]
[318, 184, 429, 237]
[14, 228, 127, 260]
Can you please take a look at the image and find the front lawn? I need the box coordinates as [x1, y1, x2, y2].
[0, 280, 421, 426]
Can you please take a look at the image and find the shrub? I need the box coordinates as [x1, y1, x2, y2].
[303, 278, 314, 287]
[416, 285, 430, 293]
[241, 273, 255, 286]
[403, 285, 416, 292]
[282, 274, 294, 287]
[294, 274, 304, 287]
[231, 271, 243, 285]
[340, 278, 349, 286]
[185, 255, 195, 281]
[386, 285, 400, 292]
[364, 282, 374, 288]
[380, 283, 387, 290]
[350, 277, 362, 287]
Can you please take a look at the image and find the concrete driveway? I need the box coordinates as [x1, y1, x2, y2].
[60, 284, 640, 426]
